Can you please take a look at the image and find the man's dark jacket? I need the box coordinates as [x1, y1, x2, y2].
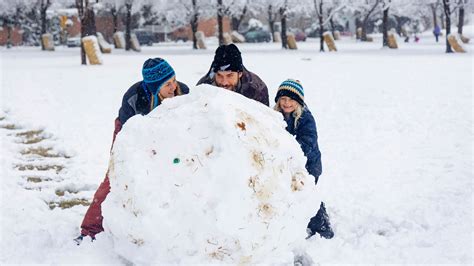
[196, 68, 269, 106]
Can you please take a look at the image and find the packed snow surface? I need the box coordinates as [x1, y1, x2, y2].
[0, 33, 472, 264]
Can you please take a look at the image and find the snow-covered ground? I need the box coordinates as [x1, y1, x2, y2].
[1, 32, 472, 264]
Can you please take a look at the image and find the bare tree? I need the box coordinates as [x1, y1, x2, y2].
[111, 5, 119, 33]
[311, 0, 345, 52]
[457, 0, 465, 35]
[382, 0, 391, 47]
[40, 0, 51, 50]
[429, 0, 441, 29]
[219, 0, 250, 32]
[267, 4, 278, 36]
[174, 0, 204, 49]
[360, 0, 381, 41]
[190, 0, 199, 49]
[124, 0, 132, 50]
[76, 0, 97, 65]
[217, 0, 224, 45]
[314, 0, 324, 51]
[442, 0, 453, 52]
[280, 0, 288, 49]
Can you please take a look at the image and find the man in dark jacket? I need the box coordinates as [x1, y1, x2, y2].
[197, 44, 269, 106]
[75, 58, 189, 244]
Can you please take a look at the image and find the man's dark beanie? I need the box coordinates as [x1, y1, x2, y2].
[211, 44, 243, 73]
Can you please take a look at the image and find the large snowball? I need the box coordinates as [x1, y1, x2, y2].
[102, 85, 319, 264]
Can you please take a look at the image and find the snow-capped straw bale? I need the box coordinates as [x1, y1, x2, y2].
[195, 31, 207, 49]
[448, 34, 466, 53]
[460, 35, 470, 44]
[97, 32, 112, 54]
[82, 36, 103, 65]
[273, 31, 281, 43]
[231, 31, 245, 43]
[287, 32, 297, 49]
[113, 31, 125, 49]
[41, 34, 55, 51]
[323, 31, 337, 51]
[388, 30, 398, 49]
[223, 32, 233, 45]
[130, 33, 141, 52]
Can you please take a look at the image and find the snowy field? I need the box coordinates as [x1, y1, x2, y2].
[1, 32, 473, 264]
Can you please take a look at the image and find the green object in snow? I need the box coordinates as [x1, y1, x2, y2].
[173, 158, 180, 164]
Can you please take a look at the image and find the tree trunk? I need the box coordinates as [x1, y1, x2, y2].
[457, 4, 464, 34]
[268, 4, 275, 37]
[355, 17, 361, 39]
[382, 6, 389, 47]
[217, 0, 224, 46]
[6, 22, 12, 48]
[430, 3, 438, 28]
[320, 1, 324, 52]
[40, 0, 50, 51]
[125, 3, 132, 51]
[231, 4, 247, 32]
[440, 8, 445, 29]
[80, 22, 87, 65]
[191, 0, 199, 49]
[111, 6, 118, 33]
[76, 0, 86, 64]
[442, 0, 453, 53]
[330, 17, 335, 38]
[313, 0, 324, 52]
[280, 4, 288, 49]
[361, 0, 380, 41]
[84, 8, 97, 36]
[76, 0, 97, 64]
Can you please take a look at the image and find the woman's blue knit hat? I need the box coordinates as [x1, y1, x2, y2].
[275, 79, 305, 106]
[142, 58, 175, 93]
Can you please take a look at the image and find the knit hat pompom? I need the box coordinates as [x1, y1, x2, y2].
[275, 79, 305, 106]
[142, 58, 175, 93]
[211, 44, 243, 73]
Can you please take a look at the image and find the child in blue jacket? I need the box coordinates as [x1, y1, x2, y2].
[274, 79, 334, 239]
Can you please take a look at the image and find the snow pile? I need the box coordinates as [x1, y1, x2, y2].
[102, 85, 318, 264]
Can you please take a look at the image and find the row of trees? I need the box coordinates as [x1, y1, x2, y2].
[0, 0, 471, 63]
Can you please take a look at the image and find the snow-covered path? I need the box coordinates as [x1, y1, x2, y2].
[1, 36, 472, 264]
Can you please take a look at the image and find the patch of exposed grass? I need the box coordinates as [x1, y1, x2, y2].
[0, 124, 19, 130]
[16, 129, 43, 138]
[24, 187, 43, 191]
[16, 164, 64, 173]
[26, 176, 52, 183]
[20, 147, 64, 158]
[16, 129, 47, 144]
[55, 189, 79, 196]
[49, 199, 90, 209]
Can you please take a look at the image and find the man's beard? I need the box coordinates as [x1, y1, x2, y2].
[215, 81, 238, 91]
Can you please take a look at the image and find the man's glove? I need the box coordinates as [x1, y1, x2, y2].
[74, 234, 96, 245]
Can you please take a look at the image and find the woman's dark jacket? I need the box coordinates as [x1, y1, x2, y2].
[118, 81, 189, 125]
[80, 80, 189, 238]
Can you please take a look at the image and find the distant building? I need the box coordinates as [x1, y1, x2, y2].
[171, 18, 231, 42]
[1, 11, 231, 46]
